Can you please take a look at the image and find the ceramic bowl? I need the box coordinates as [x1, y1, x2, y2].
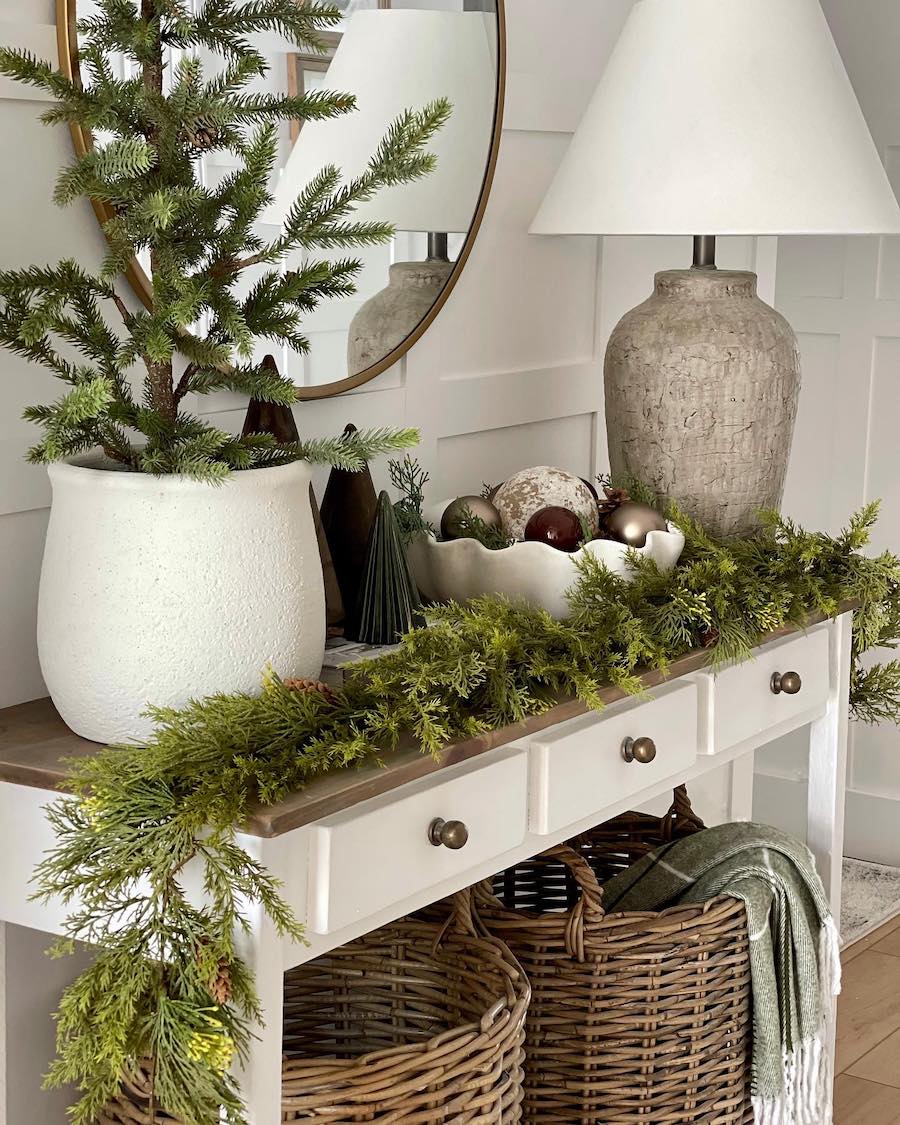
[407, 498, 685, 620]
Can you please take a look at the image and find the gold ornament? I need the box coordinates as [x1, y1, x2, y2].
[440, 495, 502, 540]
[604, 501, 667, 548]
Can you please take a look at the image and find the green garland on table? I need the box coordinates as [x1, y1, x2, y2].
[34, 502, 900, 1124]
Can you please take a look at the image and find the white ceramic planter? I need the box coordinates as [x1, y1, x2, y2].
[408, 498, 685, 620]
[38, 458, 326, 743]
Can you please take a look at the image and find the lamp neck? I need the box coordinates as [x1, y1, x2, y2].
[692, 235, 717, 270]
[427, 232, 450, 262]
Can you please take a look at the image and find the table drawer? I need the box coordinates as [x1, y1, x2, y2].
[529, 682, 698, 835]
[699, 624, 830, 754]
[307, 746, 528, 934]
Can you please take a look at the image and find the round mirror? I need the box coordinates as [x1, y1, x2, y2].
[56, 0, 505, 399]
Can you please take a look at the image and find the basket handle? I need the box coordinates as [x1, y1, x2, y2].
[476, 844, 605, 962]
[663, 784, 705, 839]
[435, 888, 525, 1012]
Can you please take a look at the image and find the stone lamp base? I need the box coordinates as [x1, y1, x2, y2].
[348, 258, 454, 376]
[604, 268, 801, 539]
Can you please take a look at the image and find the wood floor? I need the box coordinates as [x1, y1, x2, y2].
[836, 913, 900, 1123]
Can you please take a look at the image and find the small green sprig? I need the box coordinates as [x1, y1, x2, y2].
[389, 454, 434, 543]
[452, 507, 516, 550]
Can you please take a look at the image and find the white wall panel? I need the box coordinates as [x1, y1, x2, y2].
[781, 333, 843, 532]
[0, 99, 110, 517]
[755, 0, 900, 865]
[437, 413, 594, 499]
[0, 508, 48, 708]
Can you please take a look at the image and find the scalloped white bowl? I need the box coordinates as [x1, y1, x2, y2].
[407, 498, 685, 620]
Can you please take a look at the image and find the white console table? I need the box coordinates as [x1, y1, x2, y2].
[0, 608, 853, 1123]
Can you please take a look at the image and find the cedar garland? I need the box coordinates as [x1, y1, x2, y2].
[33, 502, 900, 1124]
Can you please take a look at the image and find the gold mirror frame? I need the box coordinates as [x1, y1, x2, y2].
[55, 0, 506, 400]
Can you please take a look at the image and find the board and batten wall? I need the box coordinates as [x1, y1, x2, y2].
[753, 0, 900, 865]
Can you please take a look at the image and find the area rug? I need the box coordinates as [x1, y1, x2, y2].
[841, 857, 900, 946]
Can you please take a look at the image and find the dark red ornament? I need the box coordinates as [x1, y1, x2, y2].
[524, 506, 583, 552]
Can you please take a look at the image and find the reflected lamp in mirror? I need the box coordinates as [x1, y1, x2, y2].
[271, 9, 495, 376]
[530, 0, 900, 539]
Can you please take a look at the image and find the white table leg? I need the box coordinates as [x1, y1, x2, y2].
[0, 922, 6, 1125]
[235, 914, 284, 1125]
[806, 612, 852, 920]
[728, 752, 756, 822]
[806, 611, 852, 1096]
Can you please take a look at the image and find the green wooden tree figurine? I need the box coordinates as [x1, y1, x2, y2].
[351, 490, 423, 644]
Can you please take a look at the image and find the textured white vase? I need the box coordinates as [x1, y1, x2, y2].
[37, 459, 326, 743]
[604, 269, 801, 539]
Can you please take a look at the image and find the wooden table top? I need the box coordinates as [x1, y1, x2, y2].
[0, 607, 852, 838]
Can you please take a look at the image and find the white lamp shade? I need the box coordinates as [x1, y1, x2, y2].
[271, 10, 496, 233]
[531, 0, 900, 236]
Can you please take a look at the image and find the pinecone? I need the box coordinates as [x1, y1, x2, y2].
[698, 625, 720, 649]
[194, 940, 233, 1005]
[208, 959, 233, 1006]
[597, 486, 631, 519]
[283, 677, 336, 703]
[184, 119, 220, 152]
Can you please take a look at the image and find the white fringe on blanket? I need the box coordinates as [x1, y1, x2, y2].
[752, 917, 843, 1125]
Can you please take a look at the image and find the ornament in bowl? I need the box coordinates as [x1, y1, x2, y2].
[404, 465, 685, 619]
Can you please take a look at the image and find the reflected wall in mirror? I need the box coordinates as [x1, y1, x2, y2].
[57, 0, 505, 399]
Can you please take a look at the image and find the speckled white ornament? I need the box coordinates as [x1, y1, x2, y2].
[493, 466, 599, 541]
[37, 458, 326, 743]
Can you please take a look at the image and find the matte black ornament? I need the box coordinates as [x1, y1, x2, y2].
[580, 477, 600, 503]
[524, 506, 583, 552]
[241, 355, 300, 443]
[440, 495, 502, 540]
[320, 423, 378, 634]
[241, 361, 344, 627]
[351, 491, 424, 645]
[604, 501, 667, 548]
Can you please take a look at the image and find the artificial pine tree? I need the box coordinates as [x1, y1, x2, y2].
[0, 1, 450, 479]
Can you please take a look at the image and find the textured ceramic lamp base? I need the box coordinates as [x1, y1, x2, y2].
[348, 259, 453, 376]
[604, 269, 801, 539]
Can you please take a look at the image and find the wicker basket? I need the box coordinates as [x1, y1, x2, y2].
[281, 890, 529, 1121]
[101, 892, 529, 1123]
[96, 1060, 180, 1124]
[478, 787, 754, 1125]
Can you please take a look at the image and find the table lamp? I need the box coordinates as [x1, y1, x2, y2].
[271, 9, 495, 376]
[531, 0, 900, 538]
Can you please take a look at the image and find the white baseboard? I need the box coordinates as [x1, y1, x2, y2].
[754, 771, 900, 866]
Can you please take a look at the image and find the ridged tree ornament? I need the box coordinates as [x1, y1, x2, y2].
[351, 490, 424, 644]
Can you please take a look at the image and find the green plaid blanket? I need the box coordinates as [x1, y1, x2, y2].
[601, 822, 841, 1125]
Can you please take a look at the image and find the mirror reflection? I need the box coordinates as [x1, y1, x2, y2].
[74, 0, 502, 394]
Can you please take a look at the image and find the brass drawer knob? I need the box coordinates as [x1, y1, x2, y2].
[428, 818, 469, 850]
[622, 736, 657, 764]
[771, 670, 802, 696]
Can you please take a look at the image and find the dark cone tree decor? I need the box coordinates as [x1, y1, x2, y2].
[320, 423, 379, 633]
[242, 358, 344, 625]
[350, 491, 424, 645]
[240, 356, 301, 444]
